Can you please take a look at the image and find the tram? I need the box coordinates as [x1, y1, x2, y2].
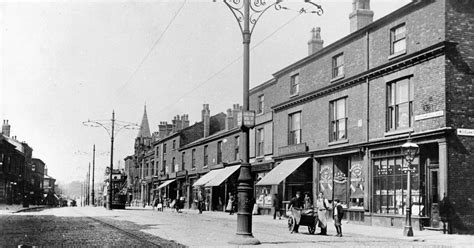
[103, 169, 127, 209]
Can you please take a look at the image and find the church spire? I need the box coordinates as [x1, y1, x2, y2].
[137, 105, 151, 138]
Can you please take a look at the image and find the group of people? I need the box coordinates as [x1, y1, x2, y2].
[288, 191, 344, 237]
[152, 195, 185, 213]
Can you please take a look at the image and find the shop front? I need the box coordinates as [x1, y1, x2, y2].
[367, 141, 441, 230]
[256, 157, 313, 213]
[192, 165, 240, 212]
[315, 150, 366, 223]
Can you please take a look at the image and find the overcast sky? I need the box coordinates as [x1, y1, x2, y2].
[0, 0, 410, 186]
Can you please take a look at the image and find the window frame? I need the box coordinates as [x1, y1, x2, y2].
[386, 77, 414, 132]
[234, 136, 240, 161]
[257, 128, 265, 157]
[257, 94, 265, 114]
[290, 74, 300, 96]
[217, 141, 223, 164]
[390, 23, 406, 55]
[203, 145, 208, 167]
[329, 97, 348, 142]
[181, 152, 185, 171]
[332, 53, 344, 79]
[288, 112, 302, 145]
[191, 149, 196, 169]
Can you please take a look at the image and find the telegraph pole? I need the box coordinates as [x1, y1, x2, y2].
[92, 144, 96, 206]
[87, 163, 91, 205]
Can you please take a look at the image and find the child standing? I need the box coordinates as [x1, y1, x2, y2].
[333, 199, 344, 237]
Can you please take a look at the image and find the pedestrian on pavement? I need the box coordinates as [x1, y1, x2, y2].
[289, 191, 304, 233]
[304, 192, 312, 210]
[333, 199, 344, 237]
[195, 189, 204, 214]
[226, 193, 235, 215]
[316, 192, 330, 235]
[272, 194, 283, 220]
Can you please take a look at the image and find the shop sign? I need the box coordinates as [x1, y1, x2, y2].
[237, 110, 255, 128]
[457, 128, 474, 137]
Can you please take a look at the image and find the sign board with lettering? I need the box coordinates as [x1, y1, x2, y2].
[457, 128, 474, 137]
[237, 111, 255, 128]
[414, 110, 444, 121]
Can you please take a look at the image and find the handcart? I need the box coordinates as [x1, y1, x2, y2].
[287, 208, 318, 234]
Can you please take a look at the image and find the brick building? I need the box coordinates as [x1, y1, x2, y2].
[252, 0, 473, 234]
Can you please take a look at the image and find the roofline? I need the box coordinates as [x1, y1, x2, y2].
[272, 0, 425, 78]
[249, 78, 277, 95]
[32, 158, 45, 164]
[179, 128, 241, 151]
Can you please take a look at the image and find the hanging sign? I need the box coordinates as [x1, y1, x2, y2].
[237, 111, 255, 129]
[457, 128, 474, 137]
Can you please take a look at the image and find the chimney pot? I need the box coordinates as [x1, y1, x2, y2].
[349, 0, 373, 33]
[308, 27, 324, 55]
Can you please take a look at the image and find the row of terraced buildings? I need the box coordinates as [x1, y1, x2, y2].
[124, 0, 474, 234]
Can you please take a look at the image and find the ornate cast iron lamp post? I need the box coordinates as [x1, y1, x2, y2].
[217, 0, 323, 244]
[401, 136, 419, 237]
[83, 111, 139, 210]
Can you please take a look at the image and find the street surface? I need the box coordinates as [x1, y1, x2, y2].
[1, 206, 473, 247]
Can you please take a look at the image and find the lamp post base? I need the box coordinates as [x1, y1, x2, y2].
[403, 226, 414, 236]
[228, 234, 260, 245]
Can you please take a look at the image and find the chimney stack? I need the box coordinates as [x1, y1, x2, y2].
[225, 109, 234, 130]
[349, 0, 374, 33]
[182, 114, 190, 129]
[308, 27, 323, 55]
[2, 120, 11, 137]
[202, 104, 210, 138]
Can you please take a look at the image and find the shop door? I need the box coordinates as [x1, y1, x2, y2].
[427, 167, 440, 227]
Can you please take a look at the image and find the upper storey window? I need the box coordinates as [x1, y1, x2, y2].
[290, 74, 300, 96]
[288, 112, 302, 145]
[332, 53, 344, 79]
[330, 97, 347, 142]
[387, 77, 414, 131]
[391, 24, 406, 55]
[257, 95, 264, 114]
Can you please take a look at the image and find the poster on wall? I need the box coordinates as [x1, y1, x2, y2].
[319, 165, 333, 200]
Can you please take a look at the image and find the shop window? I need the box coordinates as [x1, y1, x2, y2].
[372, 152, 423, 215]
[349, 162, 364, 209]
[387, 77, 414, 131]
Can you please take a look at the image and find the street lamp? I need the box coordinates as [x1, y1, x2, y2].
[219, 0, 323, 245]
[83, 111, 139, 210]
[401, 137, 419, 237]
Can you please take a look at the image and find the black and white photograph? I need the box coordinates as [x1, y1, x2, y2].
[0, 0, 473, 247]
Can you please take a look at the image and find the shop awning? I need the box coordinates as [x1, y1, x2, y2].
[205, 165, 240, 187]
[157, 179, 176, 189]
[193, 169, 222, 187]
[256, 157, 310, 186]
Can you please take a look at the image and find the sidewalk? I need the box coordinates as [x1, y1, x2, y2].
[0, 204, 46, 214]
[124, 206, 474, 247]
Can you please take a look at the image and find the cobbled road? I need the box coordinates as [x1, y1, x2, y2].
[0, 211, 185, 247]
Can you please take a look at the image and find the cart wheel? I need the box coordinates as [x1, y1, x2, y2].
[308, 224, 316, 234]
[288, 216, 296, 232]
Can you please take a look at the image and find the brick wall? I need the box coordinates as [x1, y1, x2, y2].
[445, 0, 474, 234]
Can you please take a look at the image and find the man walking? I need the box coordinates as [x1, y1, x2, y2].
[316, 192, 330, 235]
[272, 194, 283, 220]
[333, 199, 344, 237]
